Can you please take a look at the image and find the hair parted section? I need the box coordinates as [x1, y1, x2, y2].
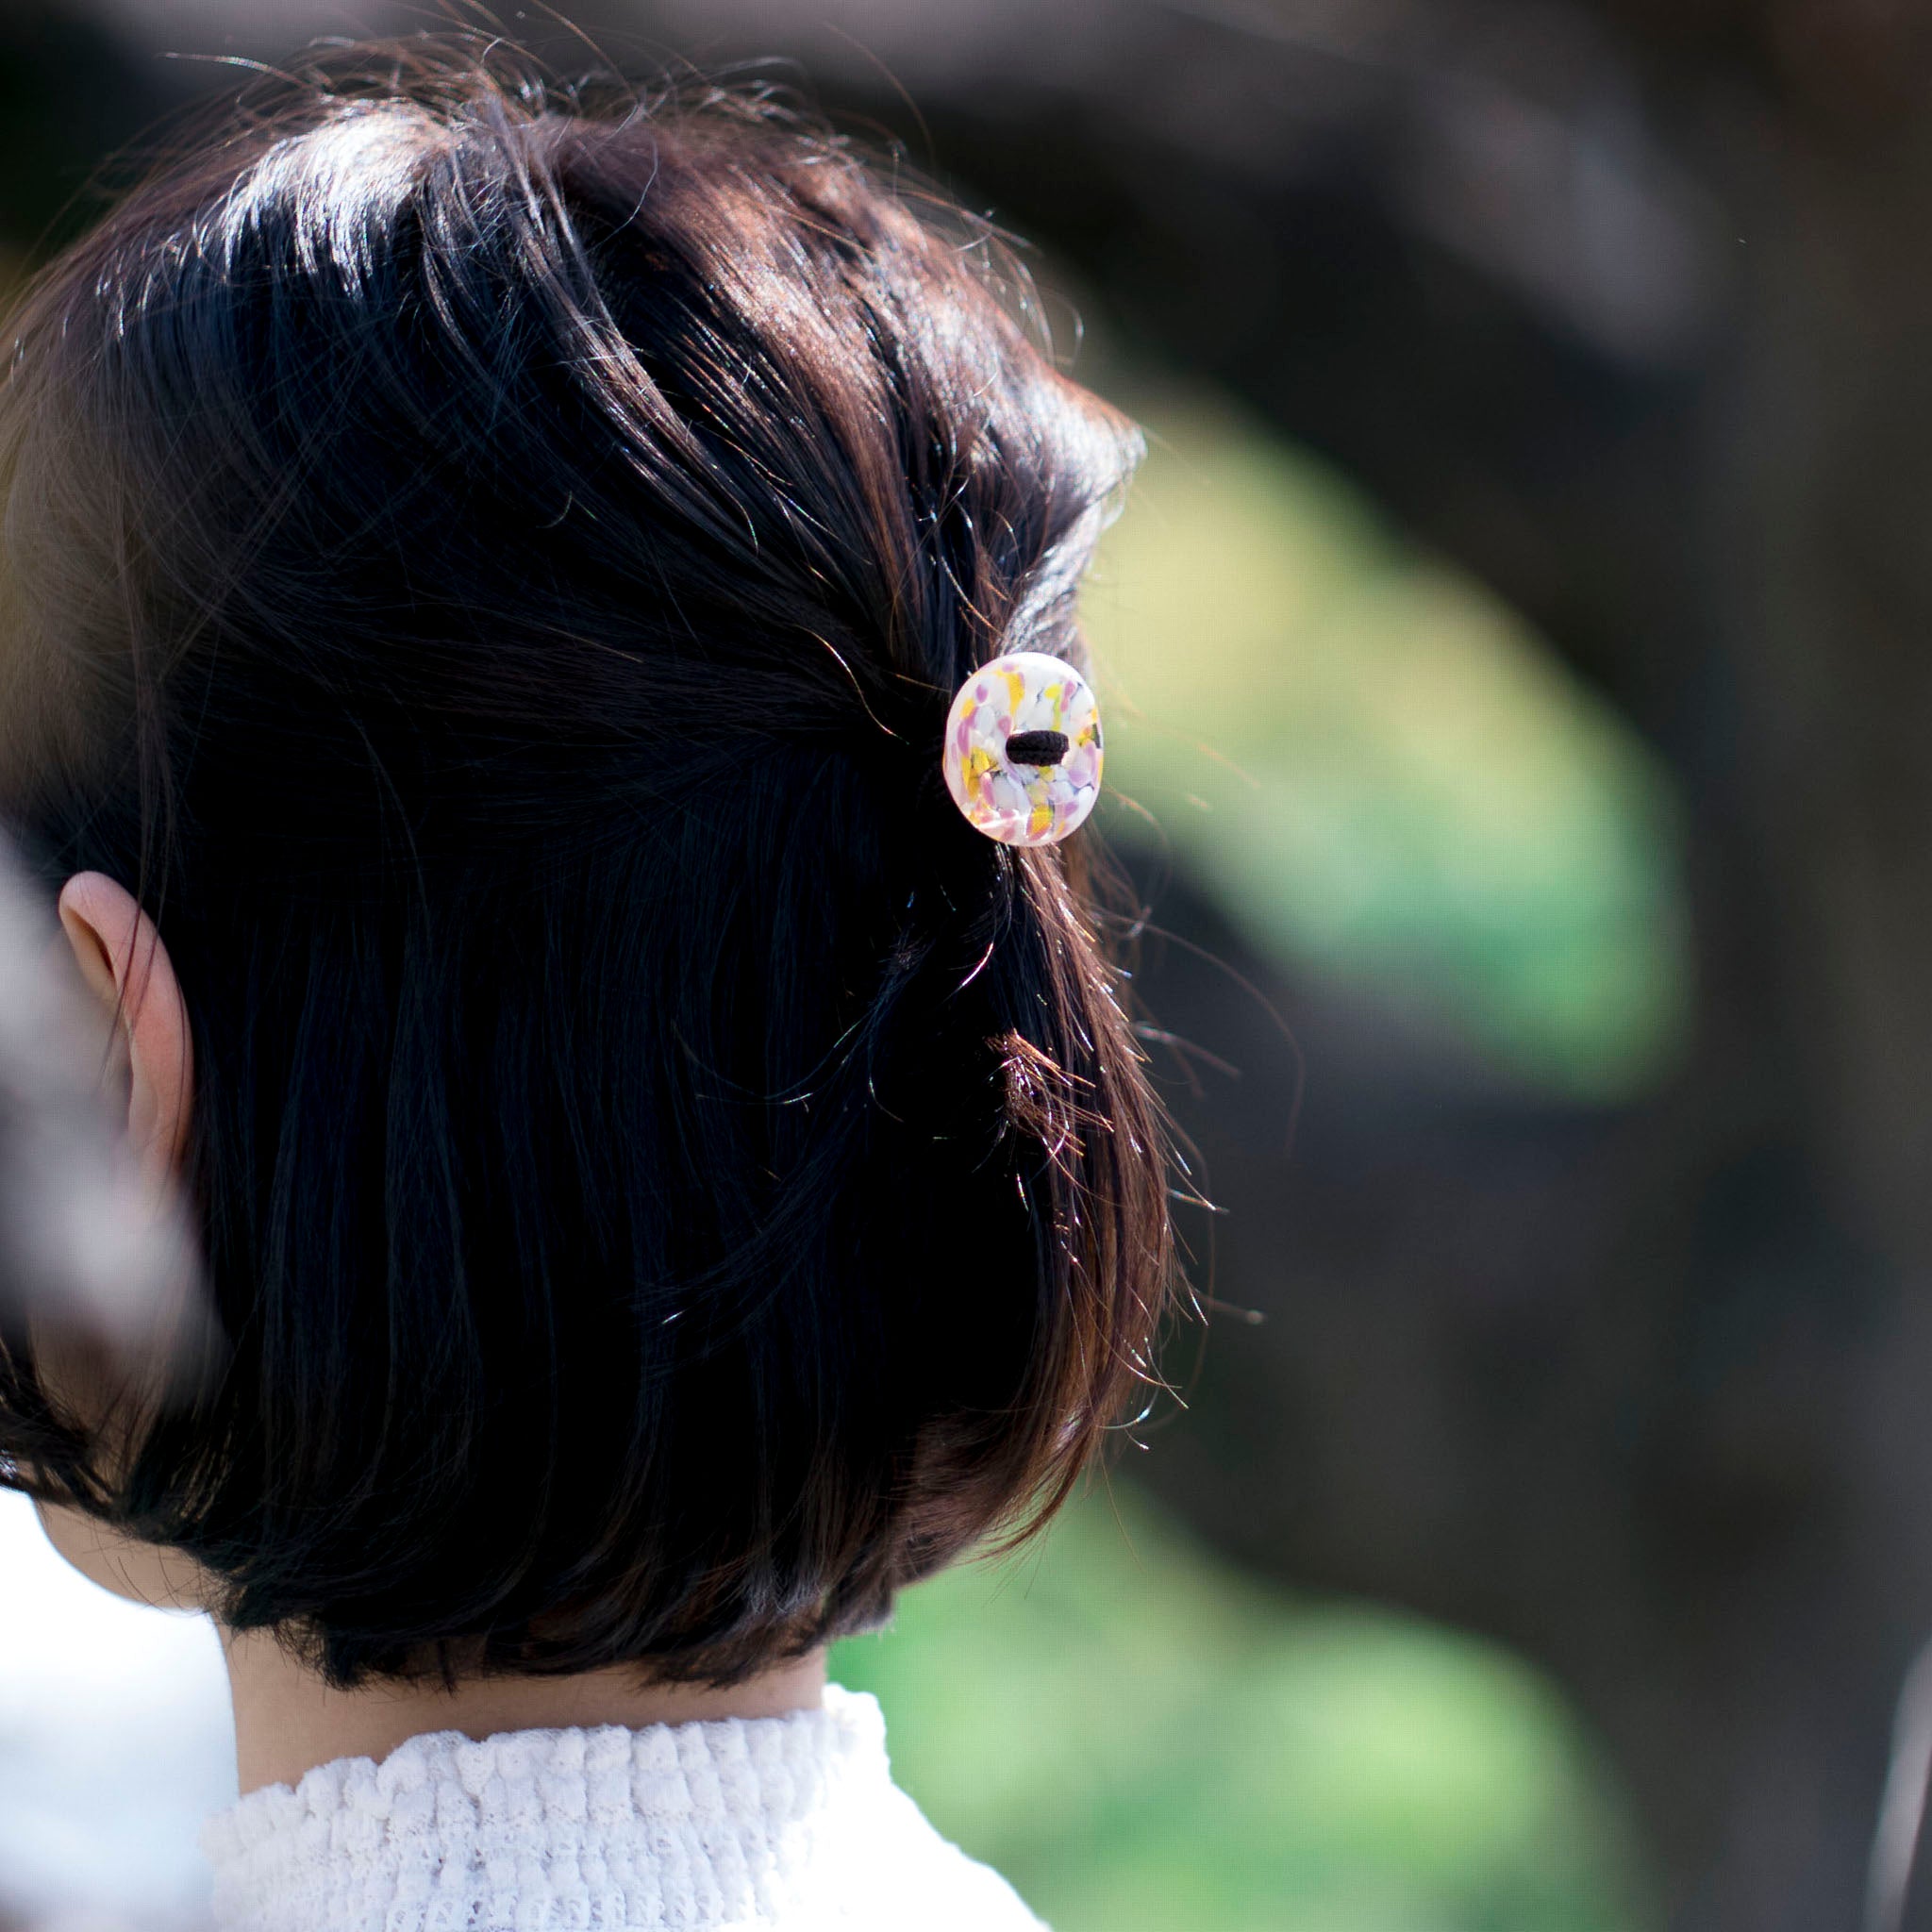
[0, 35, 1174, 1687]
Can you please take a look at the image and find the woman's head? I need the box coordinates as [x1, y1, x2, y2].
[0, 40, 1173, 1687]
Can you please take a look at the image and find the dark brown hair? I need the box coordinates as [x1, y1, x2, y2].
[0, 38, 1174, 1687]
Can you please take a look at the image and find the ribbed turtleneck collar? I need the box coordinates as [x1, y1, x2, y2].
[200, 1685, 1044, 1932]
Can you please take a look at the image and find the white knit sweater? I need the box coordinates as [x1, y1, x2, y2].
[200, 1687, 1045, 1932]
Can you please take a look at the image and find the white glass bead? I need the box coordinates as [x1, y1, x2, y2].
[941, 652, 1104, 847]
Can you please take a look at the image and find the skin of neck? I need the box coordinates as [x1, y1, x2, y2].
[40, 1498, 827, 1795]
[225, 1629, 829, 1795]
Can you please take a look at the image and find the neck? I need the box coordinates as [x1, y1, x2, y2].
[221, 1630, 828, 1795]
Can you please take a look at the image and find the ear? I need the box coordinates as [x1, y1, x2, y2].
[57, 873, 193, 1187]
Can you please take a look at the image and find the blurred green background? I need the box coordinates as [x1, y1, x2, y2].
[1084, 389, 1688, 1104]
[839, 384, 1676, 1932]
[834, 1485, 1651, 1932]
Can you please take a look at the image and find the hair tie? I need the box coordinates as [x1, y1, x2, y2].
[941, 651, 1103, 847]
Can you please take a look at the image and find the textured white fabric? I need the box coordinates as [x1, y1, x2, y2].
[201, 1685, 1045, 1932]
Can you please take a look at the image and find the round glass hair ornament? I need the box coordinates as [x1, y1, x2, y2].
[942, 651, 1104, 847]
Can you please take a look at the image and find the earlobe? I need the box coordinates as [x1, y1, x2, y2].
[56, 873, 194, 1186]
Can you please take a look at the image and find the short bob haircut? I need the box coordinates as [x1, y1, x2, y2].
[0, 40, 1174, 1686]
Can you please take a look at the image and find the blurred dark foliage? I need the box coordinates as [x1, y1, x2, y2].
[8, 3, 1932, 1927]
[0, 3, 198, 258]
[1604, 0, 1932, 125]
